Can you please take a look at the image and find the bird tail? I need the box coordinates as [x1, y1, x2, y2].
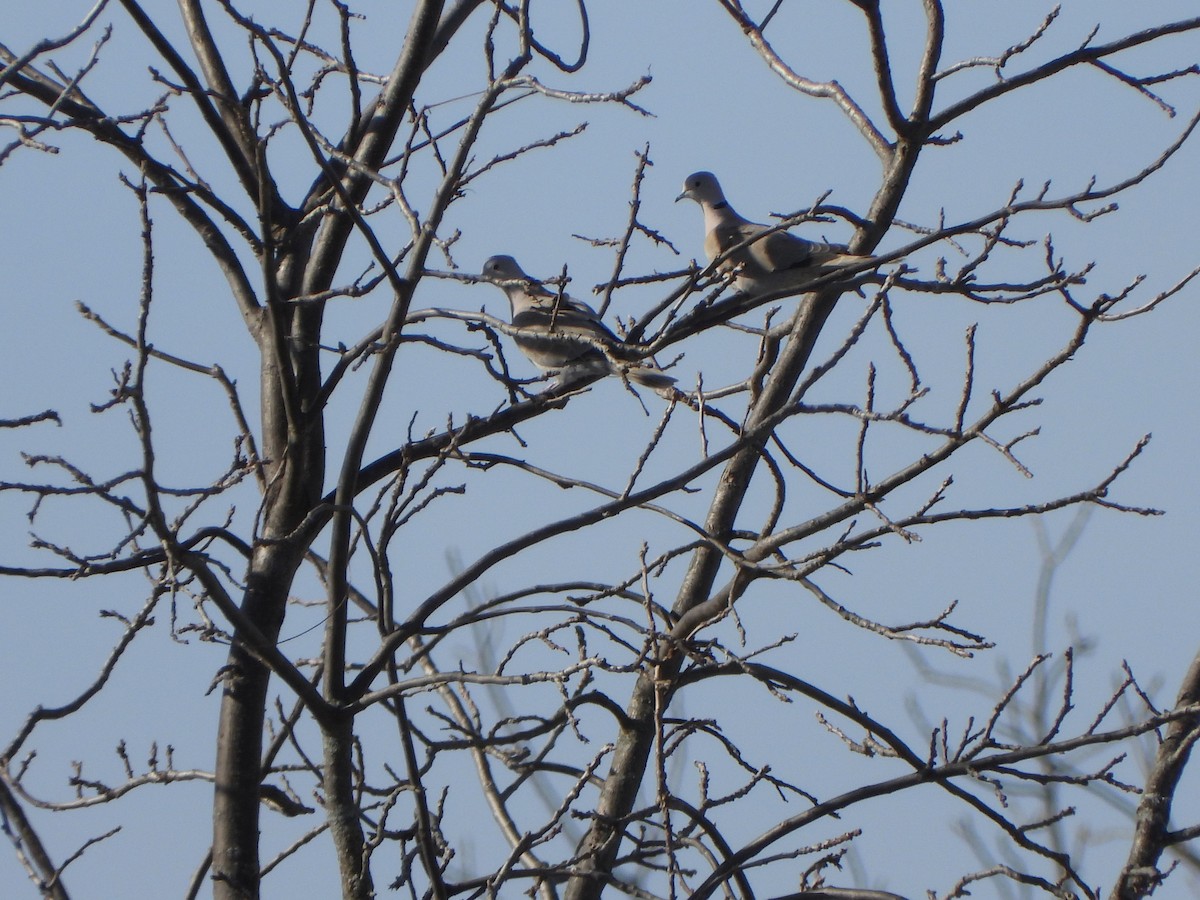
[626, 367, 677, 389]
[807, 245, 875, 272]
[607, 343, 677, 390]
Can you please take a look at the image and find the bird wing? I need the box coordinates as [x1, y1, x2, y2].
[506, 288, 615, 370]
[523, 292, 617, 340]
[714, 220, 868, 276]
[744, 224, 819, 274]
[707, 220, 808, 274]
[513, 288, 674, 389]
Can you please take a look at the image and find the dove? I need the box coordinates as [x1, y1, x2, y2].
[675, 171, 872, 297]
[480, 255, 676, 389]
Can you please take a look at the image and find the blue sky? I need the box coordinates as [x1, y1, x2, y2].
[2, 1, 1199, 897]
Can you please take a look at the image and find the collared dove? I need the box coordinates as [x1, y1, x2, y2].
[480, 255, 676, 389]
[675, 171, 872, 297]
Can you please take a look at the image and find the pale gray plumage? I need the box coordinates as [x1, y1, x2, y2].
[675, 171, 872, 297]
[480, 255, 676, 389]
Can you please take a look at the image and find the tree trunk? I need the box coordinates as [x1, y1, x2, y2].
[1111, 650, 1200, 899]
[212, 324, 325, 898]
[565, 295, 840, 899]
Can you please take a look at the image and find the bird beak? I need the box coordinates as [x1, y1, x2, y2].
[674, 190, 688, 203]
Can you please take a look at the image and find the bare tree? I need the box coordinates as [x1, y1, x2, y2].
[1, 2, 1198, 898]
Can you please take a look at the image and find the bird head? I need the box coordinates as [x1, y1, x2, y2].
[675, 171, 724, 206]
[480, 255, 532, 287]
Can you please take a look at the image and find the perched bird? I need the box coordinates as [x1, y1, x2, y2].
[675, 171, 872, 297]
[480, 255, 676, 389]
